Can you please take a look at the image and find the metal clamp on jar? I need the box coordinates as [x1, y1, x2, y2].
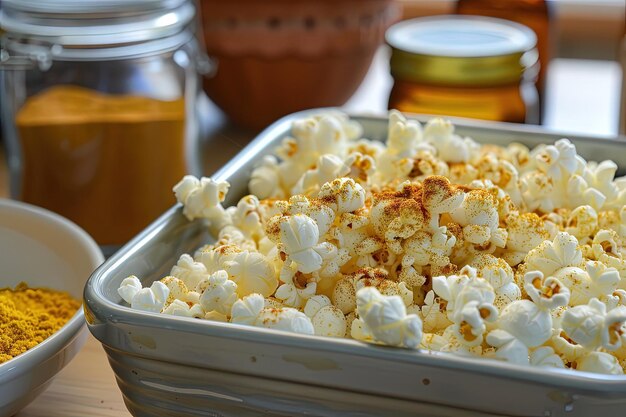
[0, 0, 211, 249]
[386, 16, 539, 124]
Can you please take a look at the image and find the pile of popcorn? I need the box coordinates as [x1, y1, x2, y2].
[119, 111, 626, 374]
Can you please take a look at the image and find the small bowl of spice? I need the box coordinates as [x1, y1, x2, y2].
[0, 199, 103, 416]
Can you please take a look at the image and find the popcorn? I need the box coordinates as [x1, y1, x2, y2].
[255, 307, 315, 335]
[228, 195, 265, 240]
[230, 293, 265, 326]
[291, 154, 350, 197]
[451, 300, 498, 347]
[530, 346, 565, 368]
[118, 276, 143, 305]
[421, 176, 465, 232]
[420, 332, 449, 351]
[560, 298, 626, 351]
[267, 214, 323, 274]
[249, 155, 284, 200]
[423, 118, 474, 164]
[592, 229, 621, 259]
[584, 160, 620, 204]
[286, 195, 335, 238]
[118, 111, 626, 375]
[475, 157, 521, 206]
[502, 212, 549, 266]
[344, 152, 376, 186]
[533, 139, 578, 181]
[549, 329, 587, 363]
[355, 276, 413, 308]
[170, 254, 209, 290]
[356, 287, 423, 348]
[173, 176, 229, 228]
[332, 268, 412, 314]
[450, 189, 506, 248]
[519, 171, 556, 214]
[231, 293, 315, 334]
[127, 280, 170, 313]
[275, 263, 317, 308]
[506, 143, 531, 170]
[555, 261, 622, 306]
[469, 254, 520, 309]
[565, 205, 598, 240]
[274, 114, 361, 186]
[376, 110, 428, 183]
[577, 351, 624, 375]
[567, 174, 606, 211]
[315, 242, 350, 279]
[304, 295, 346, 337]
[490, 271, 568, 360]
[223, 251, 278, 298]
[197, 244, 242, 274]
[403, 227, 456, 270]
[432, 266, 495, 316]
[523, 232, 583, 277]
[162, 299, 204, 318]
[318, 178, 366, 214]
[524, 270, 570, 311]
[160, 276, 192, 306]
[486, 329, 530, 365]
[198, 270, 239, 316]
[387, 110, 424, 156]
[332, 275, 358, 314]
[421, 290, 452, 333]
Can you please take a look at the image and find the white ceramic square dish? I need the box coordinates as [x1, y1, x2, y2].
[0, 199, 104, 417]
[84, 111, 626, 417]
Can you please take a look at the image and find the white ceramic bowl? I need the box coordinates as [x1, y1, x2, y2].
[0, 199, 104, 417]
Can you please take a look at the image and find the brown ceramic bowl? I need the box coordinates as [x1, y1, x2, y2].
[198, 0, 399, 130]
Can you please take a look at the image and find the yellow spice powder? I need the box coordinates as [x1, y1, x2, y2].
[0, 283, 80, 364]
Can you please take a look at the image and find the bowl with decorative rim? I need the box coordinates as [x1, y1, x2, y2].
[198, 0, 400, 130]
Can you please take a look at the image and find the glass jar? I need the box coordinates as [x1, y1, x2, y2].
[386, 16, 539, 124]
[0, 0, 207, 248]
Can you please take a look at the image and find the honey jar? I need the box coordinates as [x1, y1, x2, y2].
[386, 16, 539, 124]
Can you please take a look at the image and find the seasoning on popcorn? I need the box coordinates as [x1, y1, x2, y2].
[118, 110, 626, 374]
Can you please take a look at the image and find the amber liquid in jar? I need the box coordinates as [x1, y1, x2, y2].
[389, 80, 528, 123]
[15, 86, 186, 246]
[386, 16, 538, 123]
[457, 0, 550, 101]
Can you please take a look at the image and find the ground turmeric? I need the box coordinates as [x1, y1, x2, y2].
[0, 283, 80, 364]
[15, 85, 187, 245]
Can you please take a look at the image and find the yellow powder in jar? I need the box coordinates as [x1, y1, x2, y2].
[15, 85, 187, 245]
[0, 283, 81, 364]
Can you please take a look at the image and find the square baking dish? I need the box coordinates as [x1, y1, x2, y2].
[84, 111, 626, 417]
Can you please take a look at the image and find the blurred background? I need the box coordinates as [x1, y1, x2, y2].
[0, 0, 625, 248]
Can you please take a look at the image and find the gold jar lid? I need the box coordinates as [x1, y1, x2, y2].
[386, 15, 538, 86]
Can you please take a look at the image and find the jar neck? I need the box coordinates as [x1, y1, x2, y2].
[389, 48, 538, 87]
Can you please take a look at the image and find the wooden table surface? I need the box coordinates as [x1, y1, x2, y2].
[17, 338, 132, 417]
[0, 51, 622, 416]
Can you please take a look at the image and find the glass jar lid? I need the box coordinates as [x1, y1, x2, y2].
[386, 15, 538, 86]
[0, 0, 195, 48]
